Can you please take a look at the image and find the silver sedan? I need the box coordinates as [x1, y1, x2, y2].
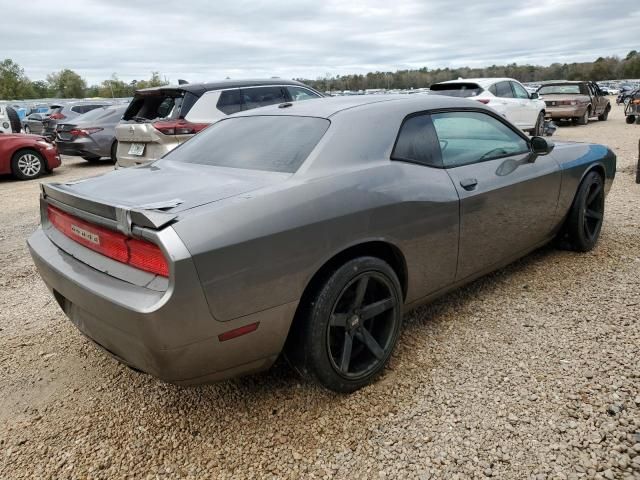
[28, 95, 616, 392]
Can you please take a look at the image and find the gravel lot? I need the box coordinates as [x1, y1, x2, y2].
[1, 102, 639, 479]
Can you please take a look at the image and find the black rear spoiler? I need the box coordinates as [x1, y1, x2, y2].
[41, 183, 179, 235]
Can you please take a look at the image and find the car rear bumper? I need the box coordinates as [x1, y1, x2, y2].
[546, 106, 586, 119]
[115, 141, 179, 168]
[28, 227, 296, 384]
[56, 138, 103, 158]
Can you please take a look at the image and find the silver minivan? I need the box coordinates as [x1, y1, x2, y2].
[115, 79, 323, 168]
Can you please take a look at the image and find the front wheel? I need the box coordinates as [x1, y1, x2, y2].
[12, 150, 44, 180]
[287, 257, 403, 393]
[565, 171, 605, 252]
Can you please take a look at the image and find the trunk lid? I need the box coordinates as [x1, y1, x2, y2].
[42, 160, 290, 228]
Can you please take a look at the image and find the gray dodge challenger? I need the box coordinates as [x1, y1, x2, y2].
[28, 95, 616, 392]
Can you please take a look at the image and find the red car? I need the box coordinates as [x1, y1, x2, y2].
[0, 134, 61, 180]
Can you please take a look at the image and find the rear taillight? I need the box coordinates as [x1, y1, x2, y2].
[47, 205, 169, 277]
[70, 127, 103, 137]
[475, 99, 491, 104]
[49, 113, 66, 120]
[153, 120, 209, 135]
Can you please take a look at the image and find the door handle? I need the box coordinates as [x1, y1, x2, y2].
[460, 178, 478, 191]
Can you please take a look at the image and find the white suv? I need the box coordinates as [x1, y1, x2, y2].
[115, 79, 323, 168]
[430, 78, 546, 135]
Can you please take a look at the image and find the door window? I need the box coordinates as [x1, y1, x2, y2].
[494, 81, 514, 98]
[511, 82, 530, 99]
[391, 114, 442, 167]
[241, 87, 287, 110]
[431, 111, 529, 168]
[287, 86, 322, 102]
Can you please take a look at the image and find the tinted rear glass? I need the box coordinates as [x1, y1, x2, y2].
[538, 84, 584, 95]
[123, 90, 198, 121]
[164, 116, 330, 173]
[430, 83, 483, 97]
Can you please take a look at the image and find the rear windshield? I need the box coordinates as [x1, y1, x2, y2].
[123, 90, 199, 121]
[538, 84, 584, 95]
[164, 116, 330, 173]
[72, 106, 112, 123]
[430, 83, 483, 97]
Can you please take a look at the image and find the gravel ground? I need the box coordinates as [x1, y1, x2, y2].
[1, 103, 639, 479]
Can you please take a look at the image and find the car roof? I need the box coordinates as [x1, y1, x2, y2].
[435, 78, 517, 87]
[231, 94, 490, 120]
[135, 78, 312, 95]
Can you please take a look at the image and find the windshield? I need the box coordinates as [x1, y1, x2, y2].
[538, 84, 584, 95]
[164, 116, 330, 173]
[429, 83, 483, 97]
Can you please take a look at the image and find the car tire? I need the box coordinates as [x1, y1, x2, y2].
[110, 141, 118, 163]
[565, 171, 605, 252]
[6, 107, 22, 133]
[286, 256, 403, 393]
[533, 112, 545, 136]
[626, 115, 636, 124]
[11, 149, 44, 180]
[598, 105, 610, 121]
[24, 125, 31, 134]
[576, 107, 590, 125]
[81, 156, 101, 163]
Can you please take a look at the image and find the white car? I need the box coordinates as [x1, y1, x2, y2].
[429, 78, 546, 135]
[0, 105, 12, 134]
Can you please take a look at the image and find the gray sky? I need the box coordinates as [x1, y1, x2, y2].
[2, 0, 638, 85]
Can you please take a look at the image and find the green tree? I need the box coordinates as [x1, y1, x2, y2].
[46, 69, 87, 98]
[0, 58, 33, 99]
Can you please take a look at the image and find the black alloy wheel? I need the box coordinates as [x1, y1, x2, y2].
[566, 171, 605, 252]
[287, 256, 403, 392]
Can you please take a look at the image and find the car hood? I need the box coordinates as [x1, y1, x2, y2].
[0, 133, 45, 141]
[55, 160, 291, 214]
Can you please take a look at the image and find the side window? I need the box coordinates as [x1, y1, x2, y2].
[488, 84, 497, 95]
[71, 105, 84, 114]
[241, 87, 287, 110]
[431, 111, 529, 168]
[511, 82, 529, 99]
[495, 81, 514, 98]
[391, 114, 442, 167]
[287, 86, 321, 102]
[216, 90, 242, 115]
[84, 105, 104, 113]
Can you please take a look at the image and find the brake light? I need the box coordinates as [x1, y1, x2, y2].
[47, 205, 169, 277]
[70, 127, 103, 137]
[475, 99, 491, 104]
[153, 120, 209, 135]
[49, 113, 66, 120]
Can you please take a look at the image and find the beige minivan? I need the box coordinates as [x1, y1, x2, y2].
[115, 79, 323, 168]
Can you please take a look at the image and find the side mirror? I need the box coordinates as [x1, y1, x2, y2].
[531, 136, 554, 156]
[530, 92, 539, 99]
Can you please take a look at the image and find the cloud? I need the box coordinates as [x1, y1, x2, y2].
[1, 0, 637, 85]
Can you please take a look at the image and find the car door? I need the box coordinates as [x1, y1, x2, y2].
[511, 81, 538, 129]
[431, 110, 561, 280]
[590, 83, 607, 114]
[490, 81, 521, 126]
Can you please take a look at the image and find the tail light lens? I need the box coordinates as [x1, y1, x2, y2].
[69, 127, 103, 137]
[153, 120, 209, 135]
[475, 99, 491, 104]
[49, 113, 66, 120]
[47, 205, 169, 277]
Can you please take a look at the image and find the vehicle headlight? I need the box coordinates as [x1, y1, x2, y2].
[2, 122, 9, 129]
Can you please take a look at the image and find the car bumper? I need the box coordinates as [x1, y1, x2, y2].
[116, 141, 178, 168]
[56, 138, 104, 158]
[546, 106, 586, 119]
[38, 144, 62, 170]
[28, 227, 297, 384]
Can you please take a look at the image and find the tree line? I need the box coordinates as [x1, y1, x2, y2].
[1, 51, 639, 100]
[0, 59, 167, 100]
[298, 51, 640, 92]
